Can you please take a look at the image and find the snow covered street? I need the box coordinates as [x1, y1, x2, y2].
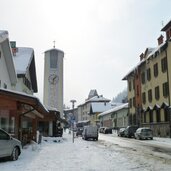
[0, 131, 171, 171]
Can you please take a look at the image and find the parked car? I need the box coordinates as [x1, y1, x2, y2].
[82, 125, 98, 141]
[103, 127, 112, 134]
[134, 127, 153, 140]
[0, 128, 22, 161]
[117, 128, 126, 137]
[124, 125, 139, 138]
[99, 127, 105, 133]
[76, 127, 84, 136]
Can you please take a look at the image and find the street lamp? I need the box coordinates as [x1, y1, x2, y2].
[70, 99, 77, 143]
[168, 106, 171, 138]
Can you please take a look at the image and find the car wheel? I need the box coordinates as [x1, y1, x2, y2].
[151, 137, 153, 140]
[11, 147, 19, 161]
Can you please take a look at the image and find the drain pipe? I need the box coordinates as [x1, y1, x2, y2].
[165, 46, 171, 138]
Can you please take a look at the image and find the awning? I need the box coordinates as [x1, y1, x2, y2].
[153, 104, 160, 110]
[0, 88, 49, 117]
[146, 106, 153, 112]
[161, 102, 169, 109]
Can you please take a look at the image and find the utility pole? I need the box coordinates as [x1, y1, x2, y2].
[70, 99, 76, 143]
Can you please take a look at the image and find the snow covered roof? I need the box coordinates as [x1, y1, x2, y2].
[45, 106, 60, 113]
[85, 95, 110, 103]
[13, 47, 34, 74]
[98, 103, 128, 117]
[147, 42, 167, 60]
[122, 43, 166, 80]
[0, 30, 8, 43]
[161, 20, 171, 31]
[91, 102, 113, 113]
[13, 47, 38, 92]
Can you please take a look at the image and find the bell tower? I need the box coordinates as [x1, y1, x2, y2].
[43, 47, 64, 118]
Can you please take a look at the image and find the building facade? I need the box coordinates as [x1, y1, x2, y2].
[77, 90, 111, 125]
[98, 103, 128, 129]
[123, 20, 171, 137]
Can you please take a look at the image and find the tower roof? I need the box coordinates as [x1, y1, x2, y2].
[44, 48, 64, 54]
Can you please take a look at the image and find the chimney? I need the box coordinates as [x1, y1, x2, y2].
[157, 35, 164, 45]
[161, 20, 171, 40]
[139, 53, 144, 61]
[10, 41, 18, 56]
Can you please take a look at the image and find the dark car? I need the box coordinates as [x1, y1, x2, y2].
[104, 127, 112, 134]
[124, 125, 138, 138]
[117, 128, 126, 137]
[99, 127, 105, 133]
[76, 127, 84, 136]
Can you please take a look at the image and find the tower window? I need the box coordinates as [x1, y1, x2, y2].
[50, 51, 58, 68]
[161, 57, 167, 73]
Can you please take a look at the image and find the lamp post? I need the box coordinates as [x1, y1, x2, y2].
[168, 106, 171, 138]
[70, 99, 76, 143]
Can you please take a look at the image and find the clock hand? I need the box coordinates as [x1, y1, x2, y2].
[53, 75, 57, 81]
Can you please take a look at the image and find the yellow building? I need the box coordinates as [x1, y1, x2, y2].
[123, 20, 171, 137]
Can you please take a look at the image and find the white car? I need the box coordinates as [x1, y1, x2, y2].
[134, 127, 153, 140]
[0, 128, 22, 161]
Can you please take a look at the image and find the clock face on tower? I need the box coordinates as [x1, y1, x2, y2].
[48, 74, 59, 84]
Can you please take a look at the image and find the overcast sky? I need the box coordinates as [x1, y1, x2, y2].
[1, 0, 171, 108]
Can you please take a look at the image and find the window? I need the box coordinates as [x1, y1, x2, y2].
[149, 110, 153, 123]
[23, 77, 31, 90]
[0, 129, 9, 140]
[141, 72, 145, 84]
[164, 108, 169, 122]
[133, 97, 135, 107]
[133, 114, 136, 125]
[148, 89, 152, 102]
[137, 85, 139, 96]
[155, 86, 160, 100]
[129, 114, 132, 125]
[3, 83, 7, 89]
[147, 68, 151, 81]
[156, 110, 161, 122]
[50, 51, 58, 68]
[166, 31, 170, 40]
[163, 82, 169, 97]
[128, 81, 132, 91]
[144, 112, 146, 123]
[133, 79, 135, 90]
[142, 92, 146, 104]
[153, 63, 158, 77]
[161, 57, 167, 73]
[1, 117, 8, 131]
[129, 98, 132, 108]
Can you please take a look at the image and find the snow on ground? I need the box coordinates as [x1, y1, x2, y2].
[0, 130, 171, 171]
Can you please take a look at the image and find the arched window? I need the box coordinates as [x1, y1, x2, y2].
[156, 109, 161, 122]
[149, 110, 153, 123]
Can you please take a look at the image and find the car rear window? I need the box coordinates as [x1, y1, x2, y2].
[142, 129, 152, 133]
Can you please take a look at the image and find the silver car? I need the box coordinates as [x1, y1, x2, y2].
[134, 127, 153, 140]
[0, 128, 22, 161]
